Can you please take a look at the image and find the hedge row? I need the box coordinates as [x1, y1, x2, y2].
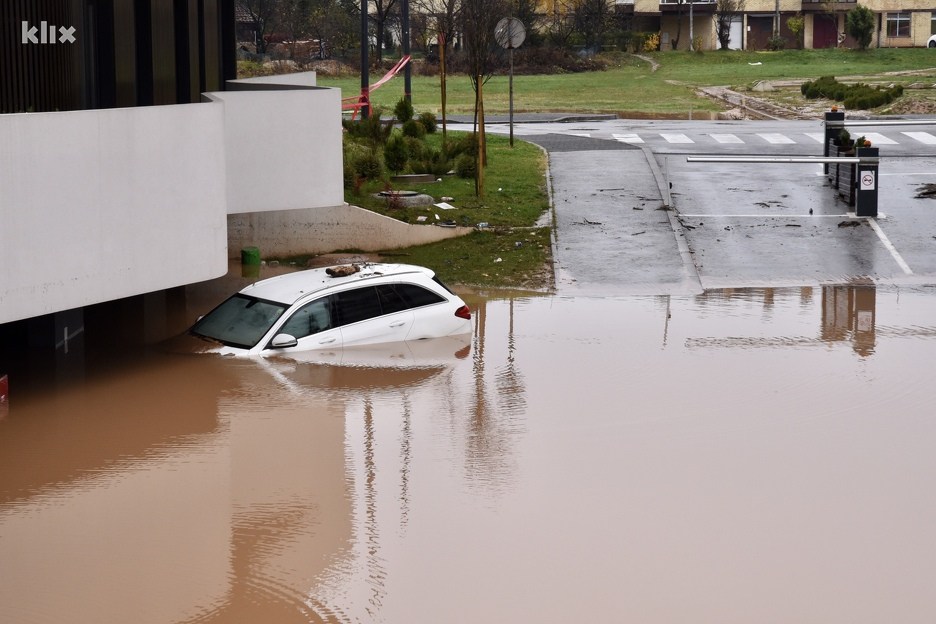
[801, 75, 903, 110]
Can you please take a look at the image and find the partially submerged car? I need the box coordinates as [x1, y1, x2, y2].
[189, 263, 472, 356]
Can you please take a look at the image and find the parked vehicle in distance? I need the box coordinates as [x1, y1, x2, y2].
[189, 263, 472, 357]
[930, 34, 936, 47]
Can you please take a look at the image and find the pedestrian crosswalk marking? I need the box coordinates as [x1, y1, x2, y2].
[710, 134, 744, 144]
[861, 132, 897, 145]
[758, 133, 796, 144]
[804, 133, 825, 143]
[661, 133, 694, 144]
[902, 131, 936, 145]
[613, 133, 643, 144]
[569, 132, 592, 138]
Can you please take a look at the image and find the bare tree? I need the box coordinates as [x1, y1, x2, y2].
[412, 0, 463, 58]
[545, 0, 577, 47]
[715, 0, 744, 50]
[370, 0, 400, 64]
[239, 0, 282, 53]
[309, 0, 358, 58]
[573, 0, 613, 51]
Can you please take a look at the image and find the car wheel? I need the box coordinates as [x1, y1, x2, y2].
[930, 40, 936, 48]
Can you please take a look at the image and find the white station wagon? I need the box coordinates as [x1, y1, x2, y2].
[190, 263, 472, 356]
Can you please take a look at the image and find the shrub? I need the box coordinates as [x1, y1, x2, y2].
[352, 149, 384, 180]
[418, 111, 437, 133]
[394, 97, 414, 123]
[643, 33, 660, 52]
[343, 106, 392, 145]
[846, 5, 875, 50]
[455, 153, 477, 178]
[402, 119, 427, 139]
[801, 76, 902, 110]
[767, 35, 786, 51]
[383, 133, 408, 172]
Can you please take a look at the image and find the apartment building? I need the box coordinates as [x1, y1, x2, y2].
[615, 0, 936, 50]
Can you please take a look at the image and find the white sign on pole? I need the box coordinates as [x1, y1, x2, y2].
[860, 171, 876, 191]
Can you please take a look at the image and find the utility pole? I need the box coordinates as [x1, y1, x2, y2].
[689, 0, 694, 50]
[360, 0, 369, 118]
[402, 0, 411, 101]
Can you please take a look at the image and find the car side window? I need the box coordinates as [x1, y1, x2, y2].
[394, 283, 446, 308]
[278, 296, 334, 339]
[333, 287, 383, 326]
[376, 284, 410, 314]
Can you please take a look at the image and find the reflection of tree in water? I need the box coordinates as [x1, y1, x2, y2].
[465, 296, 527, 499]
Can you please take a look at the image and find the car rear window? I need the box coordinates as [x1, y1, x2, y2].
[376, 283, 445, 314]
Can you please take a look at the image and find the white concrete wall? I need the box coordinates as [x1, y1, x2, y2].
[0, 104, 228, 325]
[206, 75, 344, 216]
[228, 205, 473, 257]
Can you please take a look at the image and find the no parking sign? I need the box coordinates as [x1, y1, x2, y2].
[860, 171, 876, 191]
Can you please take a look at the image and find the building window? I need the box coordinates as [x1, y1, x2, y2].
[887, 13, 911, 38]
[931, 11, 935, 35]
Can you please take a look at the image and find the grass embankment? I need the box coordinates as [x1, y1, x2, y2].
[316, 48, 936, 118]
[372, 133, 551, 289]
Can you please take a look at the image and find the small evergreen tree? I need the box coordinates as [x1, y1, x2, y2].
[846, 6, 874, 50]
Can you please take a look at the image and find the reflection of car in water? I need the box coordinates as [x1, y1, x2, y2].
[188, 264, 472, 357]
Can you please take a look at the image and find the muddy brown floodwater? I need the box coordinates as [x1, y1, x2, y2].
[3, 283, 936, 623]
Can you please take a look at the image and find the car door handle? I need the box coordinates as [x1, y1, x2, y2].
[389, 321, 407, 328]
[319, 337, 337, 344]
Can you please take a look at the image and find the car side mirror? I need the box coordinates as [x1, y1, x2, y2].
[270, 333, 298, 349]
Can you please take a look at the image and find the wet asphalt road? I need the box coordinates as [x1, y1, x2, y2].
[484, 118, 936, 295]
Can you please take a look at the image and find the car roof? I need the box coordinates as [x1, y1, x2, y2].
[238, 263, 435, 305]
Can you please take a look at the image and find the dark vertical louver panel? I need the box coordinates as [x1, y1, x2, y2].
[1, 0, 81, 112]
[218, 0, 235, 86]
[113, 0, 138, 106]
[133, 0, 153, 105]
[200, 0, 220, 92]
[150, 0, 176, 104]
[173, 0, 199, 102]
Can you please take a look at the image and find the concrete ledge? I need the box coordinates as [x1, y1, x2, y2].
[227, 204, 472, 258]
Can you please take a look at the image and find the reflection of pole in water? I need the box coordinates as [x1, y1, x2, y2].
[362, 399, 386, 614]
[661, 295, 671, 348]
[821, 284, 877, 357]
[399, 394, 412, 532]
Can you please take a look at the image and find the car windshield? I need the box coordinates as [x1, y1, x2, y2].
[191, 294, 289, 349]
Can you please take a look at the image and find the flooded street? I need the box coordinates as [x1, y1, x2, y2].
[3, 282, 936, 623]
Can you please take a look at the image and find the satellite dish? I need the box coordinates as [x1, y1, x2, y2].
[494, 17, 526, 50]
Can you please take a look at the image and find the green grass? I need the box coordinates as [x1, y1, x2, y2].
[381, 228, 554, 289]
[351, 132, 550, 229]
[318, 49, 936, 117]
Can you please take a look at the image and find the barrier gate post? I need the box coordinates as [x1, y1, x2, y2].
[855, 146, 880, 218]
[824, 109, 845, 175]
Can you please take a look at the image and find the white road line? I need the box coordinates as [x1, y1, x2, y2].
[902, 131, 936, 145]
[804, 133, 825, 143]
[569, 132, 592, 138]
[868, 218, 914, 275]
[678, 214, 852, 218]
[613, 133, 643, 144]
[710, 134, 744, 144]
[757, 133, 796, 144]
[861, 132, 898, 145]
[660, 133, 694, 144]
